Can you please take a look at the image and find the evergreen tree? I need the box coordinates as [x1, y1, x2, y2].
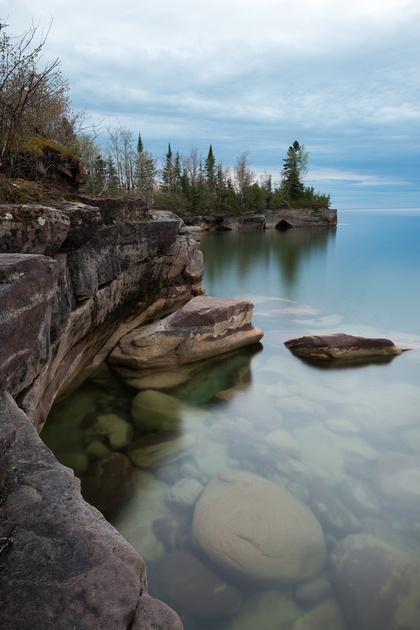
[204, 145, 217, 192]
[135, 150, 157, 204]
[281, 141, 308, 200]
[137, 132, 144, 155]
[162, 143, 174, 195]
[174, 151, 182, 191]
[106, 157, 120, 194]
[92, 155, 107, 194]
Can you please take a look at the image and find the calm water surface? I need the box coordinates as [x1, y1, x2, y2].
[43, 210, 420, 629]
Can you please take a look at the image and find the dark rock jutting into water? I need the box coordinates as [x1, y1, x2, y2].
[284, 333, 407, 363]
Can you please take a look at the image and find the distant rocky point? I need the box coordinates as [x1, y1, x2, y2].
[186, 207, 337, 230]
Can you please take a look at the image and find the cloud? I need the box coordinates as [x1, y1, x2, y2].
[3, 0, 420, 207]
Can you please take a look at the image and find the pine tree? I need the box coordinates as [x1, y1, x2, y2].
[137, 132, 144, 155]
[204, 145, 217, 192]
[162, 143, 174, 195]
[106, 157, 120, 195]
[281, 141, 308, 200]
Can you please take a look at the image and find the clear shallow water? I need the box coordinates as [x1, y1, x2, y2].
[43, 210, 420, 629]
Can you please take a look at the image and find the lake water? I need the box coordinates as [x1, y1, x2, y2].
[42, 209, 420, 630]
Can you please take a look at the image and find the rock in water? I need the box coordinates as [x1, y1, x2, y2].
[192, 469, 325, 583]
[151, 550, 241, 620]
[331, 534, 420, 630]
[284, 333, 406, 362]
[109, 295, 264, 368]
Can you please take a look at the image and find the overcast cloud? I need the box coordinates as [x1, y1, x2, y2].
[3, 0, 420, 208]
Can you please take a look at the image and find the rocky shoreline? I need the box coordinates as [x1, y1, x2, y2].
[0, 197, 263, 629]
[185, 207, 337, 230]
[0, 198, 210, 629]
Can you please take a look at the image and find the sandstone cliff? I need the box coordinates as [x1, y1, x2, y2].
[0, 198, 205, 629]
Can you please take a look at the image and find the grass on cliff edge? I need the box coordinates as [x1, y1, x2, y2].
[0, 175, 79, 205]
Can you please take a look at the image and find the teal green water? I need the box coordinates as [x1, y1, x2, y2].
[43, 210, 420, 629]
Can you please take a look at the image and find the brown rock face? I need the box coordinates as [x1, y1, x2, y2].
[0, 201, 210, 629]
[0, 254, 59, 396]
[109, 296, 264, 368]
[284, 333, 405, 361]
[331, 534, 420, 630]
[0, 205, 70, 256]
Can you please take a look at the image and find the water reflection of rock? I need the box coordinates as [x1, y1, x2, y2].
[201, 227, 336, 290]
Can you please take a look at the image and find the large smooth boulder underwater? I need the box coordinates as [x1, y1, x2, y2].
[109, 295, 264, 368]
[191, 469, 326, 584]
[284, 333, 407, 363]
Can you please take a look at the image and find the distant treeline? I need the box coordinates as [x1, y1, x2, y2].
[83, 129, 331, 215]
[0, 22, 330, 214]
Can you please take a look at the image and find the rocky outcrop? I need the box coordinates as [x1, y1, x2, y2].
[186, 207, 337, 230]
[0, 202, 205, 426]
[0, 198, 210, 629]
[284, 333, 406, 362]
[192, 469, 326, 583]
[109, 296, 264, 368]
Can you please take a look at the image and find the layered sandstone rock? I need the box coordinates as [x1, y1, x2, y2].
[0, 203, 205, 426]
[0, 199, 208, 629]
[109, 295, 264, 368]
[192, 469, 326, 583]
[284, 333, 406, 362]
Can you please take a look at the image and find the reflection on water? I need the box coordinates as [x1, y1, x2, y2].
[42, 213, 420, 630]
[201, 227, 336, 292]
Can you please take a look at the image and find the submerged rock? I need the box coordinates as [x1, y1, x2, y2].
[192, 469, 325, 583]
[374, 453, 420, 519]
[128, 431, 196, 469]
[151, 550, 242, 620]
[284, 333, 406, 362]
[109, 295, 264, 368]
[291, 600, 346, 630]
[84, 412, 133, 450]
[331, 534, 420, 630]
[166, 477, 204, 512]
[80, 452, 135, 516]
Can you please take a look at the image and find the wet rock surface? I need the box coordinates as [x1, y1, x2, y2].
[284, 333, 406, 362]
[109, 295, 264, 368]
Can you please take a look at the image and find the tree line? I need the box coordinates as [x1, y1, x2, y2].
[0, 20, 330, 214]
[84, 130, 331, 215]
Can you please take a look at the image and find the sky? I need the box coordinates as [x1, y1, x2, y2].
[2, 0, 420, 209]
